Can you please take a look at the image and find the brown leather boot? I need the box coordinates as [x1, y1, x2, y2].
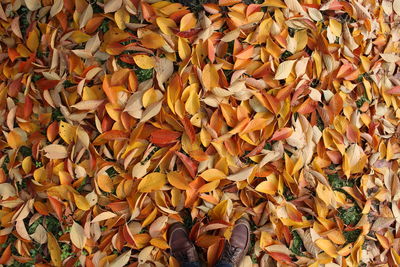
[167, 223, 199, 264]
[218, 218, 251, 266]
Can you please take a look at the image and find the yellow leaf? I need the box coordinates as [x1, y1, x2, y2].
[47, 232, 62, 267]
[316, 182, 333, 207]
[200, 127, 212, 147]
[22, 156, 32, 174]
[133, 54, 155, 69]
[141, 31, 165, 49]
[198, 180, 220, 193]
[185, 90, 200, 115]
[261, 0, 287, 8]
[167, 171, 189, 190]
[180, 13, 196, 31]
[294, 30, 307, 53]
[59, 121, 76, 144]
[329, 18, 342, 36]
[199, 169, 226, 182]
[6, 130, 24, 148]
[156, 17, 177, 35]
[209, 199, 230, 220]
[74, 193, 90, 211]
[255, 174, 278, 195]
[142, 208, 157, 227]
[138, 173, 167, 192]
[142, 88, 158, 108]
[150, 238, 170, 249]
[178, 37, 191, 60]
[315, 239, 338, 258]
[115, 8, 130, 30]
[70, 31, 91, 43]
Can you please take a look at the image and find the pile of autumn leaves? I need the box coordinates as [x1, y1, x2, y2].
[1, 0, 400, 266]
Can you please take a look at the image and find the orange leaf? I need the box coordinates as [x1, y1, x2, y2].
[235, 45, 254, 59]
[270, 127, 293, 141]
[97, 174, 114, 193]
[48, 195, 63, 221]
[0, 244, 11, 264]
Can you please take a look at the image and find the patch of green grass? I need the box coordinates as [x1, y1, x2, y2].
[61, 243, 73, 260]
[28, 219, 41, 235]
[288, 27, 296, 37]
[17, 179, 28, 191]
[1, 155, 9, 175]
[63, 80, 75, 88]
[20, 146, 32, 157]
[32, 74, 42, 82]
[283, 186, 295, 201]
[223, 69, 234, 81]
[338, 205, 362, 226]
[264, 142, 272, 150]
[52, 108, 65, 122]
[77, 176, 88, 193]
[343, 229, 361, 244]
[316, 114, 324, 132]
[290, 231, 304, 256]
[120, 39, 136, 46]
[90, 0, 103, 13]
[34, 161, 43, 168]
[46, 216, 62, 237]
[106, 167, 118, 178]
[135, 68, 153, 82]
[328, 173, 354, 191]
[280, 50, 293, 61]
[99, 18, 110, 33]
[17, 7, 29, 37]
[356, 95, 369, 108]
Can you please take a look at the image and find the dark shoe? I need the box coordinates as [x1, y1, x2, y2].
[167, 223, 199, 264]
[218, 218, 251, 266]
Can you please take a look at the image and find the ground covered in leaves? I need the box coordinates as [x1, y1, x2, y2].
[0, 0, 400, 266]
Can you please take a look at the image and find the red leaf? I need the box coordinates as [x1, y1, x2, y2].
[268, 252, 292, 263]
[174, 28, 202, 38]
[23, 95, 33, 119]
[387, 86, 400, 95]
[176, 151, 198, 178]
[181, 116, 196, 143]
[245, 140, 266, 158]
[150, 129, 181, 146]
[36, 79, 60, 91]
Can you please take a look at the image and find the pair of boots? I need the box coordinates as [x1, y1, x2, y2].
[167, 218, 251, 267]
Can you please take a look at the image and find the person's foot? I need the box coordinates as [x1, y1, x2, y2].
[167, 222, 199, 264]
[219, 218, 251, 266]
